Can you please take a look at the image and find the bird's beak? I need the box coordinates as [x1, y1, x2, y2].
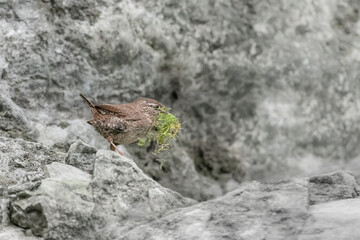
[159, 106, 167, 114]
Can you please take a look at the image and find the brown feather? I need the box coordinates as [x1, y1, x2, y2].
[80, 94, 163, 146]
[80, 94, 100, 115]
[95, 104, 128, 117]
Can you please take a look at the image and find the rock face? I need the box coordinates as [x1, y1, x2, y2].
[0, 139, 359, 239]
[4, 139, 194, 239]
[2, 0, 360, 201]
[120, 171, 360, 240]
[300, 199, 360, 240]
[65, 140, 97, 174]
[1, 0, 360, 239]
[0, 137, 64, 195]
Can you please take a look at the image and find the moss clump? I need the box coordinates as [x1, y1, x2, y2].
[137, 107, 181, 154]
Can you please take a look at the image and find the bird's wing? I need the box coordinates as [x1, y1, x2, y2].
[89, 114, 128, 133]
[108, 117, 128, 133]
[80, 94, 100, 115]
[95, 104, 142, 121]
[95, 104, 128, 117]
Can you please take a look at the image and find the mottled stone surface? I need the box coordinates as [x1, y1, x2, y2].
[90, 150, 196, 238]
[300, 199, 360, 240]
[0, 136, 359, 239]
[308, 171, 360, 205]
[2, 0, 360, 200]
[1, 0, 360, 239]
[9, 162, 96, 238]
[120, 172, 360, 240]
[65, 140, 97, 174]
[7, 142, 195, 239]
[0, 137, 64, 196]
[0, 226, 40, 240]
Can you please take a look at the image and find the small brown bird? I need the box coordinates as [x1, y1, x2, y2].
[80, 94, 164, 156]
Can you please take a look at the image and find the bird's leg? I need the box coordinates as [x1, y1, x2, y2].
[107, 136, 125, 156]
[110, 144, 115, 151]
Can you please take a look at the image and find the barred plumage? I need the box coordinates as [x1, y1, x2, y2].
[80, 94, 163, 156]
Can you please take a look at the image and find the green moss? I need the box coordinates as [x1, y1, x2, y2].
[137, 107, 181, 154]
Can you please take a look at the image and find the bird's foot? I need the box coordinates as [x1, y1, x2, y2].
[108, 137, 125, 156]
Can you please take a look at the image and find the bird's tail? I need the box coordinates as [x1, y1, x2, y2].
[80, 93, 100, 115]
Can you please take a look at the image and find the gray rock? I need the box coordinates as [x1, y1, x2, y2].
[65, 140, 97, 174]
[3, 0, 360, 200]
[91, 150, 197, 237]
[128, 143, 223, 201]
[308, 171, 360, 205]
[120, 171, 360, 240]
[0, 90, 35, 141]
[9, 162, 96, 238]
[2, 0, 360, 238]
[120, 178, 310, 240]
[0, 226, 40, 240]
[0, 198, 10, 226]
[1, 143, 358, 240]
[300, 199, 360, 240]
[9, 151, 195, 239]
[0, 137, 64, 196]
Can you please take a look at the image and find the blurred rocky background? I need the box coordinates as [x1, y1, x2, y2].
[1, 0, 360, 239]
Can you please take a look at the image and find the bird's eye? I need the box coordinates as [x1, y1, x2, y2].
[153, 105, 160, 109]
